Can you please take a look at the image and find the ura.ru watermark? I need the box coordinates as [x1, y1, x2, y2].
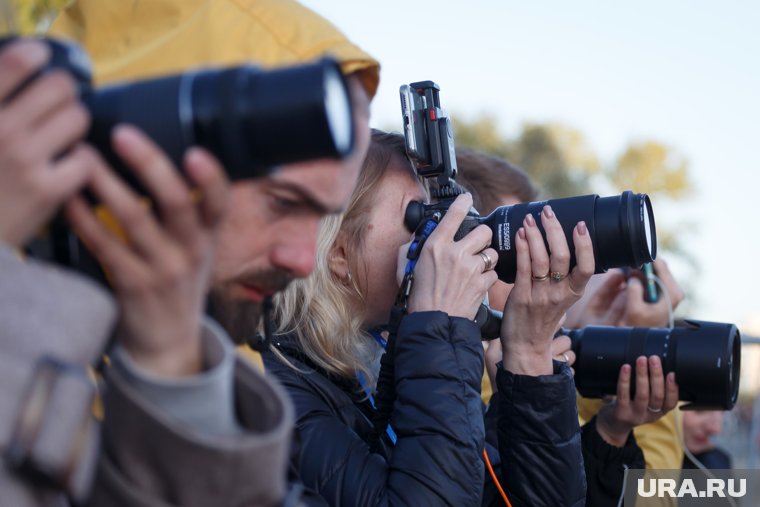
[637, 478, 745, 498]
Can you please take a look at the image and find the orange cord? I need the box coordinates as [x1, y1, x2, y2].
[483, 448, 513, 507]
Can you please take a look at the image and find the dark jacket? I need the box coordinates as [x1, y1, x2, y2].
[263, 311, 587, 506]
[484, 363, 587, 507]
[581, 416, 645, 507]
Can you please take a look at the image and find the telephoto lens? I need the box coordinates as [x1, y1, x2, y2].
[1, 37, 356, 191]
[405, 191, 656, 283]
[564, 320, 741, 410]
[84, 58, 355, 192]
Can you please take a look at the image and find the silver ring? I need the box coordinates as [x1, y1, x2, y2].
[479, 251, 494, 272]
[646, 406, 663, 413]
[550, 271, 567, 283]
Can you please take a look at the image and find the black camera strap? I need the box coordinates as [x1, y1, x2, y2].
[370, 215, 439, 452]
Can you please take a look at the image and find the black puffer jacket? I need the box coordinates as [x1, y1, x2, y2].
[263, 311, 586, 506]
[483, 363, 587, 506]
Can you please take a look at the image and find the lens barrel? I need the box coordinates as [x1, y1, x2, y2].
[405, 191, 657, 283]
[83, 58, 355, 191]
[566, 320, 741, 410]
[2, 37, 356, 190]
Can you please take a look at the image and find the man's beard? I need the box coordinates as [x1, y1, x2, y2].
[207, 290, 263, 345]
[207, 269, 294, 345]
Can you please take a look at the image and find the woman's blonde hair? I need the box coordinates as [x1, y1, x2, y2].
[272, 130, 419, 390]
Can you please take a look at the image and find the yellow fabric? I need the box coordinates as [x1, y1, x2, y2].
[237, 344, 265, 371]
[577, 394, 684, 469]
[49, 0, 379, 96]
[481, 367, 493, 405]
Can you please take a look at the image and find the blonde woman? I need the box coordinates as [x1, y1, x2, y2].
[263, 131, 594, 506]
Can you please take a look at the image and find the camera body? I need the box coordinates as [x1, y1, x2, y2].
[397, 79, 657, 284]
[2, 36, 357, 277]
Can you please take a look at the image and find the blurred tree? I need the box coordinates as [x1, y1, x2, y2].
[451, 113, 698, 314]
[452, 116, 599, 198]
[451, 114, 511, 159]
[505, 122, 599, 198]
[609, 140, 691, 199]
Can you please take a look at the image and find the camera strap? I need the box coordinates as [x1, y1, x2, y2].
[370, 215, 439, 452]
[393, 214, 440, 317]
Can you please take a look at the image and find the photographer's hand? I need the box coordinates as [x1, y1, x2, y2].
[624, 258, 684, 327]
[0, 40, 95, 247]
[500, 206, 594, 376]
[565, 270, 628, 328]
[595, 355, 679, 447]
[406, 193, 499, 320]
[65, 125, 229, 377]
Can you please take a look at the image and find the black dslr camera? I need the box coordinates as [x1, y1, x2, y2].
[399, 80, 657, 284]
[2, 36, 357, 276]
[0, 37, 356, 189]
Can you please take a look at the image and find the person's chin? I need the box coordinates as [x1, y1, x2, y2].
[207, 289, 263, 345]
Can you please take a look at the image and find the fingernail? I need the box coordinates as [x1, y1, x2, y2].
[543, 205, 554, 218]
[577, 221, 587, 235]
[113, 124, 139, 150]
[524, 213, 535, 227]
[668, 372, 676, 384]
[517, 228, 526, 240]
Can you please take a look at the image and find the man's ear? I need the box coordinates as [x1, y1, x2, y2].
[328, 230, 351, 283]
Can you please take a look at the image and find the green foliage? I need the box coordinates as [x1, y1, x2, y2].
[451, 113, 693, 202]
[451, 117, 600, 198]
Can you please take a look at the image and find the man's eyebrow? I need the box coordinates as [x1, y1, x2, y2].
[269, 180, 343, 215]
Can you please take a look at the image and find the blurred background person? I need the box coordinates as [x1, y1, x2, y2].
[682, 410, 732, 469]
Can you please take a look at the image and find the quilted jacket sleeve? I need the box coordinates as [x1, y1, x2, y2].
[495, 361, 586, 507]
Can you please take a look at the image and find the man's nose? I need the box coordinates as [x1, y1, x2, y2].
[270, 222, 319, 279]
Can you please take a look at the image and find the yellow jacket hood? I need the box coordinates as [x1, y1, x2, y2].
[49, 0, 379, 98]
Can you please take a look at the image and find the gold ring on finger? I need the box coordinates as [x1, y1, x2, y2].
[479, 251, 494, 272]
[550, 271, 566, 283]
[532, 272, 550, 281]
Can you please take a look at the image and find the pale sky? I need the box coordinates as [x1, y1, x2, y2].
[301, 0, 760, 331]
